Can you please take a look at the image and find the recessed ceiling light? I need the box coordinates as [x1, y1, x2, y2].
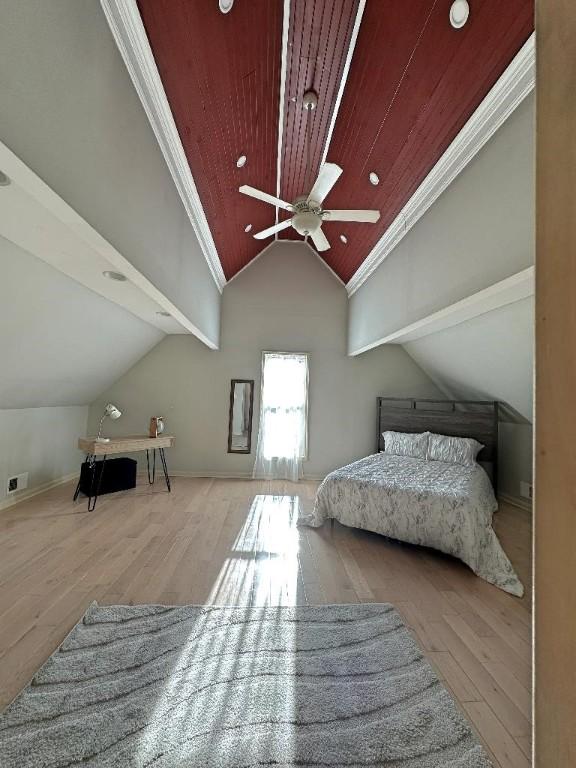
[236, 155, 247, 168]
[0, 171, 11, 186]
[219, 0, 234, 12]
[244, 224, 252, 233]
[156, 310, 171, 317]
[369, 172, 380, 186]
[102, 270, 127, 282]
[340, 234, 348, 244]
[450, 0, 470, 29]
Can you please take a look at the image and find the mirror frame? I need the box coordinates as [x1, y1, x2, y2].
[227, 379, 255, 454]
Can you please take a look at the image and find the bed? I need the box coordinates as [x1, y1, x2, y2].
[300, 398, 523, 596]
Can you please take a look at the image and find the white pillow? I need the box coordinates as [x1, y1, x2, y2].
[427, 433, 484, 466]
[382, 430, 429, 460]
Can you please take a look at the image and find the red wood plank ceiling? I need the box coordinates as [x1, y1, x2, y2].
[138, 0, 533, 285]
[137, 0, 283, 281]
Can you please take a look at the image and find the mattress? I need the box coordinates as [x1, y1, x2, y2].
[299, 452, 523, 596]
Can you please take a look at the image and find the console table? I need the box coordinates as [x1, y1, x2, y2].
[75, 435, 175, 511]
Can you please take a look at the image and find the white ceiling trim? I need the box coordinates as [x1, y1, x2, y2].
[100, 0, 226, 292]
[346, 32, 535, 296]
[349, 266, 534, 356]
[225, 240, 345, 288]
[303, 240, 346, 286]
[274, 0, 291, 233]
[320, 0, 366, 166]
[0, 139, 218, 347]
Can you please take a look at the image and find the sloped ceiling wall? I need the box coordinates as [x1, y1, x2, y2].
[0, 0, 221, 347]
[0, 236, 162, 408]
[403, 298, 534, 423]
[346, 94, 535, 497]
[348, 94, 535, 353]
[402, 297, 534, 498]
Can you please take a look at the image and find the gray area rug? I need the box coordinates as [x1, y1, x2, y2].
[0, 603, 493, 767]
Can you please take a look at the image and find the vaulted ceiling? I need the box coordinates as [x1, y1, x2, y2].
[137, 0, 533, 284]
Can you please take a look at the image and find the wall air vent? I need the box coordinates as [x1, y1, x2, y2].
[7, 472, 29, 495]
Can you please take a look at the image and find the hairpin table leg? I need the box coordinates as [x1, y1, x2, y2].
[159, 448, 171, 492]
[73, 455, 91, 501]
[146, 449, 156, 484]
[87, 455, 106, 512]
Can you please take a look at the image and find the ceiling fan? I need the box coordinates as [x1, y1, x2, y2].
[238, 91, 380, 252]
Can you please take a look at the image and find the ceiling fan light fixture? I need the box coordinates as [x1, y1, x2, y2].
[219, 0, 234, 13]
[302, 90, 318, 111]
[340, 234, 348, 244]
[450, 0, 470, 28]
[369, 171, 380, 186]
[244, 224, 252, 233]
[236, 154, 247, 168]
[292, 211, 321, 237]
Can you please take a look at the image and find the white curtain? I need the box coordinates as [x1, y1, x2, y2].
[253, 352, 309, 481]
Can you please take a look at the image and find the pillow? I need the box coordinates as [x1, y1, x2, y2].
[427, 433, 484, 466]
[382, 430, 429, 459]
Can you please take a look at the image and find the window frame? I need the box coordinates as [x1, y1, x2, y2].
[260, 350, 310, 460]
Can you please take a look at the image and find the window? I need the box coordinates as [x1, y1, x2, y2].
[252, 352, 309, 481]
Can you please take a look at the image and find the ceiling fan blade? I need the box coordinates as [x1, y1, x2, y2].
[310, 227, 331, 252]
[253, 218, 293, 240]
[239, 185, 293, 212]
[307, 163, 343, 205]
[322, 209, 381, 223]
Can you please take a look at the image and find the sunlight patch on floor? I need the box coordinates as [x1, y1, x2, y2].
[135, 494, 301, 764]
[206, 494, 302, 606]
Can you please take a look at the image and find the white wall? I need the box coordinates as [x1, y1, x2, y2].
[404, 298, 534, 497]
[348, 94, 534, 354]
[404, 298, 534, 422]
[0, 406, 88, 505]
[88, 243, 442, 478]
[0, 236, 163, 408]
[345, 95, 535, 501]
[0, 0, 220, 347]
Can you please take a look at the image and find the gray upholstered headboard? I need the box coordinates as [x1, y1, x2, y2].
[377, 398, 499, 490]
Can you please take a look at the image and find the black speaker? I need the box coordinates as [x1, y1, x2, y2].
[79, 457, 137, 497]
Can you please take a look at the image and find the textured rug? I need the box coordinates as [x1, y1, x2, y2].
[0, 603, 493, 767]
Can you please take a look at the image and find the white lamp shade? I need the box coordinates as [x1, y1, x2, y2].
[104, 403, 122, 420]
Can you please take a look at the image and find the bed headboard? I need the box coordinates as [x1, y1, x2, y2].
[377, 398, 499, 490]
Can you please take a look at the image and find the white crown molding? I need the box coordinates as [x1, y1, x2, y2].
[346, 33, 535, 296]
[302, 241, 346, 286]
[100, 0, 226, 292]
[274, 0, 291, 233]
[225, 240, 345, 288]
[0, 139, 217, 346]
[349, 266, 534, 355]
[320, 0, 366, 166]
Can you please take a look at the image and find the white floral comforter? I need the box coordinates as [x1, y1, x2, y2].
[300, 453, 523, 596]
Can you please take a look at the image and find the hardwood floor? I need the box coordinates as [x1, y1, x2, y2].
[0, 477, 532, 766]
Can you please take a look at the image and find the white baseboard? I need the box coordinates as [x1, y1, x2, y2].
[0, 472, 78, 512]
[498, 492, 532, 512]
[141, 470, 326, 481]
[0, 469, 325, 513]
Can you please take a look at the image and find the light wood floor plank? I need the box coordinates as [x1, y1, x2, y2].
[0, 479, 532, 765]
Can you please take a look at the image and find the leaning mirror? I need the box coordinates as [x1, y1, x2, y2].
[227, 379, 254, 454]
